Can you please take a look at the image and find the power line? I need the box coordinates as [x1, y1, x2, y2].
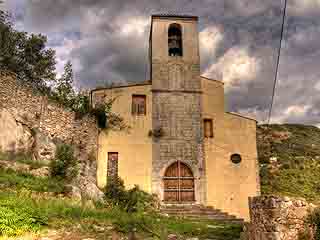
[267, 0, 288, 124]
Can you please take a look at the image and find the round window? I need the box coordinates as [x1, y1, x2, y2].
[231, 154, 242, 164]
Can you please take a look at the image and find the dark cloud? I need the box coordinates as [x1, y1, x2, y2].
[6, 0, 320, 126]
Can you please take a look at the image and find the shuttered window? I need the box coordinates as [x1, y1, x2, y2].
[204, 119, 213, 138]
[132, 95, 146, 115]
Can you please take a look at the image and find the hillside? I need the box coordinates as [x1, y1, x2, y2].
[257, 124, 320, 203]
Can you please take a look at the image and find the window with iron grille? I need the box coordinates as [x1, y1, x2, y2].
[107, 152, 118, 179]
[132, 95, 146, 115]
[204, 119, 213, 138]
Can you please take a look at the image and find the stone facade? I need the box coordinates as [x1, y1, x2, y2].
[0, 70, 99, 185]
[242, 196, 316, 240]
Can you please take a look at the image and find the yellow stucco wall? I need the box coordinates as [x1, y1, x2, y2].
[94, 77, 259, 220]
[201, 77, 259, 220]
[94, 84, 153, 192]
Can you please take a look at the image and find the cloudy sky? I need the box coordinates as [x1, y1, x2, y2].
[2, 0, 320, 126]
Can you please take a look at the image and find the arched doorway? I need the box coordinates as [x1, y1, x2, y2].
[163, 161, 195, 202]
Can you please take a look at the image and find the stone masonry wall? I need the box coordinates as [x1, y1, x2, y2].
[0, 71, 98, 183]
[242, 196, 316, 240]
[151, 60, 206, 204]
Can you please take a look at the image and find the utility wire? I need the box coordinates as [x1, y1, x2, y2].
[267, 0, 288, 124]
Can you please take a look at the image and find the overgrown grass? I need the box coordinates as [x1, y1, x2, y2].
[0, 153, 242, 239]
[0, 168, 64, 193]
[0, 189, 242, 239]
[0, 151, 46, 169]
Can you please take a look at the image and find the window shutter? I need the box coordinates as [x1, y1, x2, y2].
[204, 119, 213, 138]
[132, 95, 146, 115]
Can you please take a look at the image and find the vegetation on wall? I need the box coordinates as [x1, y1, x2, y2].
[49, 144, 78, 182]
[148, 127, 165, 139]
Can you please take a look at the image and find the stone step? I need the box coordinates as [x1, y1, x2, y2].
[160, 208, 223, 214]
[160, 204, 244, 224]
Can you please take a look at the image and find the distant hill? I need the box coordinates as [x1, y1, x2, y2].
[257, 124, 320, 203]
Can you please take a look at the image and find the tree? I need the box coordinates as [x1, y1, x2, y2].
[55, 61, 75, 105]
[0, 7, 56, 92]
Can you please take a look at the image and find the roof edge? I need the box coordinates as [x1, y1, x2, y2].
[200, 76, 224, 85]
[152, 14, 198, 20]
[226, 112, 258, 123]
[91, 81, 152, 93]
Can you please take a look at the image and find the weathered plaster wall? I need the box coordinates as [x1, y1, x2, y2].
[0, 71, 98, 181]
[202, 77, 260, 220]
[94, 84, 153, 192]
[242, 196, 316, 240]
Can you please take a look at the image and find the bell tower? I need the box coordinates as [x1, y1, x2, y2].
[150, 14, 206, 204]
[149, 14, 201, 91]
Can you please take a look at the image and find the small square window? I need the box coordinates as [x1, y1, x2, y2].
[132, 95, 146, 115]
[204, 119, 213, 138]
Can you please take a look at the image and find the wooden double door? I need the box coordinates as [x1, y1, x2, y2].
[163, 161, 195, 202]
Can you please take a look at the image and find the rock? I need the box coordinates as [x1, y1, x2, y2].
[0, 109, 34, 153]
[77, 177, 104, 201]
[106, 226, 114, 231]
[128, 231, 137, 240]
[93, 225, 105, 232]
[167, 234, 178, 240]
[64, 184, 82, 201]
[33, 132, 56, 164]
[83, 199, 95, 209]
[30, 166, 50, 177]
[112, 231, 121, 240]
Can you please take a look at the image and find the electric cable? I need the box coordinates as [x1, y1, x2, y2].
[267, 0, 288, 124]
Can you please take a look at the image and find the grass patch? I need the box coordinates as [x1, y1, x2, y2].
[0, 191, 242, 239]
[0, 168, 64, 193]
[0, 151, 46, 169]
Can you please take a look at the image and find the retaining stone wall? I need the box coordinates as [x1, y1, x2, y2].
[0, 71, 98, 181]
[242, 195, 316, 240]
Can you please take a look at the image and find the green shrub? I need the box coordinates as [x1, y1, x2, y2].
[307, 207, 320, 240]
[104, 177, 157, 213]
[104, 177, 127, 205]
[50, 144, 78, 181]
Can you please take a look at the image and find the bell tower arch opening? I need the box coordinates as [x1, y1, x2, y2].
[168, 23, 183, 57]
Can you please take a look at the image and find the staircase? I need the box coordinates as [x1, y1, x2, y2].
[160, 204, 244, 224]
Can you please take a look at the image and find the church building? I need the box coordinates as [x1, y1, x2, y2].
[91, 14, 260, 220]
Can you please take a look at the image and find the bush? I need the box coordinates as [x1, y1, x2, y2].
[49, 144, 78, 181]
[104, 177, 127, 206]
[104, 177, 157, 213]
[307, 207, 320, 240]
